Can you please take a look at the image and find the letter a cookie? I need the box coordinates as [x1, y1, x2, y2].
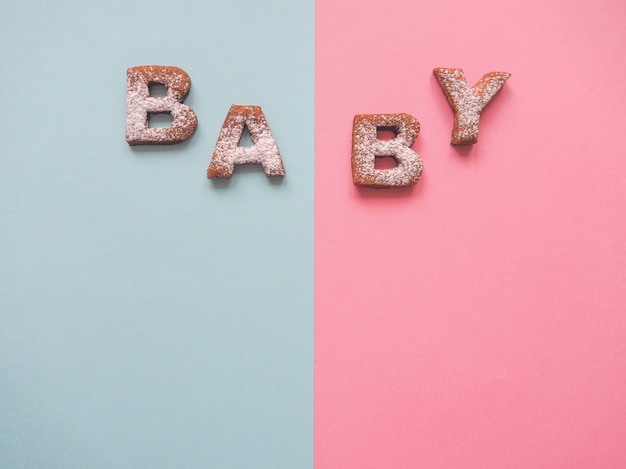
[207, 105, 285, 178]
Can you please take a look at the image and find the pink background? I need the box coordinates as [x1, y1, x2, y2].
[315, 0, 626, 467]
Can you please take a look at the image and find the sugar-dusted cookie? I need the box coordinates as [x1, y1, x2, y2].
[352, 113, 423, 188]
[433, 68, 510, 145]
[126, 65, 198, 145]
[207, 105, 285, 178]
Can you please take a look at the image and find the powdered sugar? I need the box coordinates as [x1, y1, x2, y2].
[352, 113, 423, 188]
[433, 68, 510, 145]
[126, 65, 198, 145]
[207, 105, 285, 178]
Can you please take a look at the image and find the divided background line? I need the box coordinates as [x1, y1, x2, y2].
[2, 0, 626, 468]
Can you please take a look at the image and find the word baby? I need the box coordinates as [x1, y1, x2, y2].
[125, 65, 510, 188]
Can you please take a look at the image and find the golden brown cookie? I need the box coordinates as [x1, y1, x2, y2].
[433, 68, 510, 145]
[351, 113, 423, 188]
[207, 105, 285, 178]
[126, 65, 198, 145]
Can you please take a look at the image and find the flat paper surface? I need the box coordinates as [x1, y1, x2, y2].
[3, 0, 626, 467]
[0, 1, 314, 467]
[315, 0, 626, 467]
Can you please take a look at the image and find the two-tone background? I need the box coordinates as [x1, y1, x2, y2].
[2, 0, 625, 467]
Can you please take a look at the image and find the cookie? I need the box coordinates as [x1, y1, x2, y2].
[126, 65, 198, 145]
[351, 113, 423, 188]
[433, 68, 510, 145]
[207, 105, 285, 178]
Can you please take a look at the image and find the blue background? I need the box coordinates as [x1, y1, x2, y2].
[0, 1, 314, 467]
